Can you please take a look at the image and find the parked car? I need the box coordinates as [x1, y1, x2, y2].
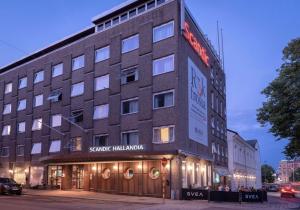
[280, 183, 300, 198]
[0, 177, 22, 195]
[267, 184, 279, 192]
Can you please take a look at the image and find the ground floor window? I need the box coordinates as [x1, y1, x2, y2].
[14, 167, 26, 185]
[30, 166, 44, 187]
[48, 165, 62, 188]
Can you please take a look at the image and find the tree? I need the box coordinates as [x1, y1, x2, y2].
[289, 168, 300, 182]
[257, 38, 300, 159]
[261, 164, 275, 183]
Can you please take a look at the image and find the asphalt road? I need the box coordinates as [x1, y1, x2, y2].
[0, 193, 299, 210]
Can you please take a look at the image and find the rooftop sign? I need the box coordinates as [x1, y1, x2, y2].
[89, 145, 145, 153]
[183, 22, 210, 67]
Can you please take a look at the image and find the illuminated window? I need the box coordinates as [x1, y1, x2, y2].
[124, 168, 134, 179]
[70, 137, 82, 151]
[153, 126, 174, 144]
[149, 168, 160, 179]
[153, 21, 174, 43]
[102, 168, 111, 179]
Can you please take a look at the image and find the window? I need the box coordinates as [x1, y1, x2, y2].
[95, 46, 110, 63]
[16, 145, 24, 156]
[71, 82, 84, 97]
[72, 55, 85, 71]
[102, 168, 111, 179]
[121, 131, 139, 145]
[105, 20, 111, 28]
[153, 90, 174, 109]
[147, 0, 155, 9]
[157, 0, 166, 5]
[97, 24, 104, 31]
[94, 104, 109, 119]
[34, 94, 43, 107]
[18, 122, 26, 133]
[124, 168, 134, 179]
[3, 104, 11, 115]
[1, 147, 9, 157]
[93, 135, 108, 146]
[31, 143, 42, 154]
[120, 13, 128, 21]
[153, 126, 174, 143]
[34, 71, 44, 84]
[70, 137, 82, 151]
[2, 125, 11, 136]
[122, 34, 139, 53]
[70, 110, 83, 123]
[52, 63, 63, 77]
[17, 99, 27, 111]
[49, 140, 61, 153]
[112, 17, 119, 25]
[122, 98, 138, 114]
[153, 21, 174, 43]
[51, 114, 62, 127]
[153, 54, 174, 75]
[47, 90, 62, 102]
[32, 118, 42, 131]
[138, 5, 146, 13]
[95, 75, 109, 91]
[4, 83, 12, 94]
[19, 77, 27, 89]
[129, 9, 137, 18]
[121, 68, 138, 84]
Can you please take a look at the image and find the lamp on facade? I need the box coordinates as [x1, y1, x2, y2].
[113, 164, 118, 171]
[92, 165, 97, 172]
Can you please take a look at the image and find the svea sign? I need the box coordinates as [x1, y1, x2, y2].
[183, 22, 210, 67]
[188, 58, 208, 146]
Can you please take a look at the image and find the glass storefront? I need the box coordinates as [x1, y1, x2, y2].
[13, 167, 26, 185]
[72, 165, 84, 189]
[30, 166, 44, 187]
[48, 165, 62, 188]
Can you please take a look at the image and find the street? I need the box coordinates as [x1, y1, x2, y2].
[0, 191, 299, 210]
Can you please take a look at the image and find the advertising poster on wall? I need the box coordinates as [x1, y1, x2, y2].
[188, 57, 208, 146]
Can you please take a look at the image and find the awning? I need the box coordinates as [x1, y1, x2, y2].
[214, 166, 230, 176]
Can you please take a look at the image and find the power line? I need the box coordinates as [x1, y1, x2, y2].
[0, 39, 28, 55]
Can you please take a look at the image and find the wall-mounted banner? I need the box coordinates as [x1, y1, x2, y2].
[188, 58, 208, 146]
[89, 145, 145, 153]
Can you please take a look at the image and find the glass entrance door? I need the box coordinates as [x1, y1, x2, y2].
[72, 165, 84, 189]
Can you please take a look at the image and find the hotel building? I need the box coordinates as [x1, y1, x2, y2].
[0, 0, 227, 199]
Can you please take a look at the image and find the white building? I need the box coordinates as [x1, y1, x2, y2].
[227, 129, 262, 190]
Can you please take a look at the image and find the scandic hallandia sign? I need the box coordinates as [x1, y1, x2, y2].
[89, 145, 145, 152]
[188, 58, 208, 146]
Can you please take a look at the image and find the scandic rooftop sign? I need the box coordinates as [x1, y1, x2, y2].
[89, 145, 145, 152]
[183, 22, 210, 67]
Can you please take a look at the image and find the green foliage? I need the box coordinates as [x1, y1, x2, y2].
[289, 168, 300, 182]
[257, 38, 300, 159]
[261, 164, 275, 183]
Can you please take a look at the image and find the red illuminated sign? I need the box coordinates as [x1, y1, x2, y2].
[183, 22, 210, 67]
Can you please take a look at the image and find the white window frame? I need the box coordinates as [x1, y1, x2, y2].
[51, 114, 62, 127]
[2, 125, 11, 136]
[34, 70, 44, 84]
[72, 55, 85, 71]
[152, 54, 175, 76]
[17, 99, 27, 111]
[94, 74, 109, 91]
[18, 122, 26, 133]
[153, 20, 174, 43]
[153, 89, 175, 109]
[4, 82, 12, 94]
[71, 82, 84, 97]
[152, 125, 175, 144]
[19, 77, 27, 89]
[34, 94, 43, 107]
[121, 98, 139, 115]
[52, 63, 63, 77]
[122, 34, 139, 53]
[95, 46, 110, 63]
[3, 103, 12, 115]
[93, 104, 109, 120]
[31, 143, 42, 155]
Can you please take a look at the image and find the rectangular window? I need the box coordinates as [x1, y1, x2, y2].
[18, 122, 26, 133]
[121, 68, 138, 84]
[31, 143, 42, 154]
[70, 137, 82, 151]
[71, 82, 84, 97]
[95, 46, 110, 63]
[122, 98, 138, 114]
[121, 131, 139, 145]
[157, 0, 166, 5]
[138, 5, 146, 14]
[52, 63, 63, 77]
[1, 147, 9, 157]
[97, 24, 104, 31]
[17, 99, 27, 111]
[122, 34, 139, 53]
[93, 104, 109, 119]
[34, 94, 43, 107]
[93, 135, 108, 146]
[72, 55, 85, 71]
[3, 104, 12, 115]
[19, 77, 27, 89]
[49, 140, 61, 153]
[147, 1, 155, 9]
[16, 145, 24, 156]
[120, 13, 128, 21]
[153, 54, 174, 75]
[4, 83, 12, 94]
[51, 114, 62, 127]
[153, 126, 175, 143]
[47, 89, 62, 102]
[129, 9, 137, 18]
[34, 71, 44, 84]
[2, 125, 11, 136]
[112, 17, 119, 25]
[95, 75, 109, 91]
[153, 90, 174, 109]
[153, 21, 174, 43]
[70, 110, 83, 123]
[105, 20, 111, 28]
[32, 118, 42, 131]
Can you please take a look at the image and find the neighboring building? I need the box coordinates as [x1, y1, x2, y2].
[0, 0, 227, 199]
[278, 158, 300, 183]
[227, 129, 262, 190]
